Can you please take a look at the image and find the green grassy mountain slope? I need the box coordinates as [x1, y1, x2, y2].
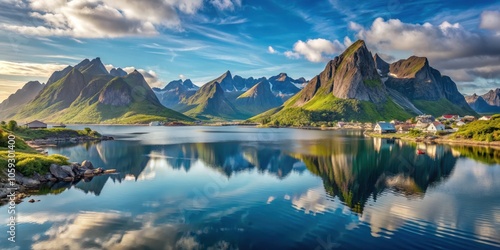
[13, 59, 193, 124]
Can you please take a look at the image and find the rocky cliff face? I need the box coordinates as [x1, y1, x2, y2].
[373, 54, 389, 77]
[383, 56, 474, 113]
[294, 40, 387, 105]
[331, 40, 387, 103]
[98, 78, 132, 106]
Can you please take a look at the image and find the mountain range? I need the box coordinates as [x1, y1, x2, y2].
[0, 40, 485, 124]
[251, 40, 476, 126]
[152, 70, 306, 120]
[5, 58, 192, 123]
[465, 89, 500, 113]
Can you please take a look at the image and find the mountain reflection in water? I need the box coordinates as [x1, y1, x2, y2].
[5, 127, 499, 249]
[48, 137, 459, 214]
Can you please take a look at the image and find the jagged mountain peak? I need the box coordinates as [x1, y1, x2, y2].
[110, 67, 127, 77]
[75, 58, 90, 70]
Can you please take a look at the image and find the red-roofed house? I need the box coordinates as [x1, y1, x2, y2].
[441, 114, 459, 121]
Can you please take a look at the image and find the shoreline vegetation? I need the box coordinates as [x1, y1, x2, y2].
[0, 121, 116, 205]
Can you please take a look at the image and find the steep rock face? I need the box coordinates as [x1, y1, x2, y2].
[98, 78, 132, 106]
[383, 56, 474, 113]
[110, 68, 127, 77]
[373, 53, 389, 77]
[385, 57, 443, 100]
[235, 80, 283, 114]
[482, 89, 500, 106]
[212, 71, 235, 92]
[292, 41, 388, 106]
[46, 66, 73, 86]
[332, 40, 387, 103]
[0, 81, 44, 119]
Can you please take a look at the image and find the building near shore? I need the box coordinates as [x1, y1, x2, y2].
[24, 120, 47, 129]
[426, 122, 445, 133]
[374, 122, 396, 134]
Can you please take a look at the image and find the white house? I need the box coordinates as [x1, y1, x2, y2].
[426, 122, 445, 133]
[24, 120, 47, 129]
[374, 122, 396, 134]
[479, 116, 492, 121]
[456, 121, 465, 127]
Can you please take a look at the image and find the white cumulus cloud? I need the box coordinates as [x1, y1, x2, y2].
[267, 46, 277, 54]
[210, 0, 241, 11]
[0, 0, 204, 38]
[286, 38, 346, 62]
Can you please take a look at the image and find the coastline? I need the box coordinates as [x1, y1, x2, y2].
[365, 131, 500, 149]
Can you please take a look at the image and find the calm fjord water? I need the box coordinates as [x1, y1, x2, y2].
[2, 126, 500, 249]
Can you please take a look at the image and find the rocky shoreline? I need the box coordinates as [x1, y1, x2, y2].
[0, 160, 116, 205]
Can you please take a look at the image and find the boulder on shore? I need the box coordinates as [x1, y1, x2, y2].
[81, 160, 94, 169]
[50, 164, 74, 179]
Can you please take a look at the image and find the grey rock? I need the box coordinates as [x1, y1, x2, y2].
[81, 160, 94, 169]
[14, 173, 40, 187]
[49, 164, 73, 179]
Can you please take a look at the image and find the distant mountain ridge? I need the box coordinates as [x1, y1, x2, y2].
[11, 58, 192, 124]
[152, 70, 307, 120]
[0, 81, 45, 120]
[466, 88, 500, 113]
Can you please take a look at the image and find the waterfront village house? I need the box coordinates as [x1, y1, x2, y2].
[337, 122, 346, 128]
[415, 121, 430, 131]
[397, 124, 415, 133]
[426, 122, 446, 133]
[24, 120, 47, 129]
[456, 121, 466, 127]
[374, 122, 397, 134]
[479, 116, 492, 121]
[441, 114, 459, 121]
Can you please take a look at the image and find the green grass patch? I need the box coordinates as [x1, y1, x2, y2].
[454, 115, 500, 141]
[0, 151, 69, 176]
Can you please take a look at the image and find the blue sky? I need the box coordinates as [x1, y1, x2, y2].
[0, 0, 499, 101]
